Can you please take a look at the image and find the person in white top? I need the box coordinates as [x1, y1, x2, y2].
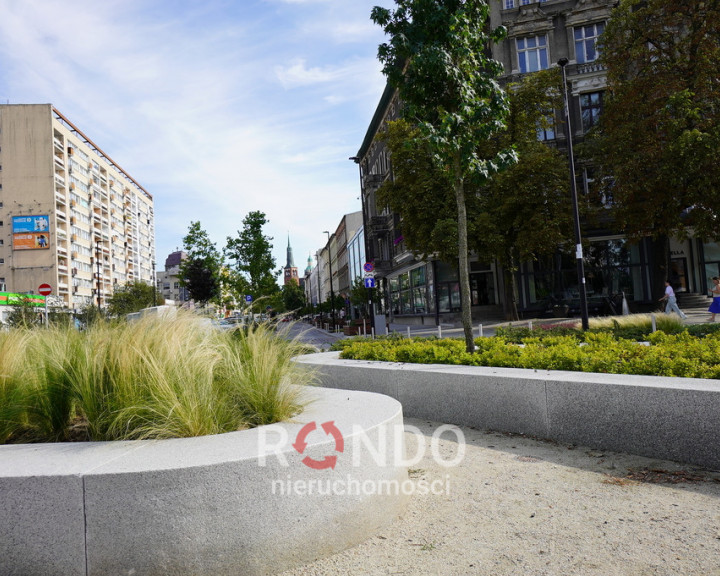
[659, 280, 687, 319]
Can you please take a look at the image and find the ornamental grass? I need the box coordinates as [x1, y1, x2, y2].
[0, 313, 314, 444]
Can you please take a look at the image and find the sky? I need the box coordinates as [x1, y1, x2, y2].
[0, 0, 393, 281]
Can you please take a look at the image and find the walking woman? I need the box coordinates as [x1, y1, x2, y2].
[659, 280, 687, 319]
[708, 277, 720, 322]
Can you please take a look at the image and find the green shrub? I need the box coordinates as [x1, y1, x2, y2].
[338, 329, 720, 379]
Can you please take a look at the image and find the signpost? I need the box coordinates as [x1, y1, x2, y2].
[38, 284, 52, 326]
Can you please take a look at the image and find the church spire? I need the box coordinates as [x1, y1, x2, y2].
[283, 235, 299, 286]
[286, 234, 295, 268]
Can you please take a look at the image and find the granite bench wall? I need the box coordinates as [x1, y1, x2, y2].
[295, 352, 720, 470]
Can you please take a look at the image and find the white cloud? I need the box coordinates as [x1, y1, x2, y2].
[0, 0, 390, 278]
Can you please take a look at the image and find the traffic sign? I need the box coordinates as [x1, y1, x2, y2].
[245, 295, 253, 302]
[363, 262, 375, 273]
[364, 278, 376, 289]
[38, 283, 52, 296]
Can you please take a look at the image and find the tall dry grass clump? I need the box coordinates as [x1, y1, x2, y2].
[0, 312, 314, 443]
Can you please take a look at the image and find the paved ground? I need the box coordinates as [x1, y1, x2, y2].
[288, 303, 716, 346]
[279, 306, 720, 575]
[279, 419, 720, 576]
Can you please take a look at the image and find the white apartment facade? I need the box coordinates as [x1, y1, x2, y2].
[0, 104, 155, 310]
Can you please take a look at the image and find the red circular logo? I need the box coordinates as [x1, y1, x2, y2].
[38, 283, 52, 296]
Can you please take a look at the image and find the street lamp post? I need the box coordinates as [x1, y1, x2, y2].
[323, 231, 336, 329]
[350, 155, 375, 333]
[558, 58, 590, 330]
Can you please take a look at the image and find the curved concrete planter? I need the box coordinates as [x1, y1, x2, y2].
[0, 387, 408, 576]
[296, 352, 720, 470]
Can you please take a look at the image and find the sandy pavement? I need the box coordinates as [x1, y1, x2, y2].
[279, 418, 720, 576]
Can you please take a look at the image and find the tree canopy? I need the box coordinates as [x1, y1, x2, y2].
[372, 0, 515, 351]
[377, 68, 571, 319]
[107, 281, 163, 317]
[179, 221, 223, 304]
[587, 0, 720, 295]
[225, 211, 278, 300]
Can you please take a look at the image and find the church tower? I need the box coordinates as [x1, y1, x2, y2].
[283, 235, 299, 286]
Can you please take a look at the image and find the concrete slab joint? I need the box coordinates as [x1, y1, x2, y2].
[296, 352, 720, 471]
[0, 387, 409, 576]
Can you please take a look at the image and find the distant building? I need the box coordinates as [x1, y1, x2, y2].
[283, 236, 299, 286]
[157, 250, 189, 304]
[0, 104, 155, 310]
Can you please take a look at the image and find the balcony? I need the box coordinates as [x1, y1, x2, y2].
[54, 175, 66, 188]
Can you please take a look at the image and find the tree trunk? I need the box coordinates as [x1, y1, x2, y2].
[648, 235, 670, 301]
[502, 257, 519, 321]
[454, 155, 475, 353]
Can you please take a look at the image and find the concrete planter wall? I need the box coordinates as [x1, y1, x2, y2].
[0, 387, 408, 576]
[296, 352, 720, 470]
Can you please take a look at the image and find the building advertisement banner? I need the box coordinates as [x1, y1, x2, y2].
[12, 215, 51, 250]
[0, 292, 46, 307]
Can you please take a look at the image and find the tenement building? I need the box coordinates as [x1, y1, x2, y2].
[355, 0, 716, 324]
[0, 104, 155, 310]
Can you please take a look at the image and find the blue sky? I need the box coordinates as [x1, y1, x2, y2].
[0, 0, 392, 280]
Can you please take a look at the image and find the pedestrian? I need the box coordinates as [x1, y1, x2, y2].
[708, 276, 720, 322]
[659, 280, 687, 319]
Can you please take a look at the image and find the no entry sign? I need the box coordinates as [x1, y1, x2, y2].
[38, 283, 52, 296]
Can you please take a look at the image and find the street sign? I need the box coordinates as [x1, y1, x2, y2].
[38, 283, 52, 296]
[245, 295, 253, 303]
[364, 278, 375, 289]
[363, 262, 375, 273]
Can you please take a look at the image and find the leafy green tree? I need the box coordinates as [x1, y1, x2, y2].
[6, 297, 43, 328]
[75, 303, 106, 329]
[282, 281, 306, 314]
[179, 221, 223, 304]
[378, 69, 571, 320]
[107, 281, 164, 317]
[183, 258, 221, 304]
[590, 0, 720, 296]
[349, 277, 381, 319]
[225, 211, 279, 300]
[372, 0, 516, 351]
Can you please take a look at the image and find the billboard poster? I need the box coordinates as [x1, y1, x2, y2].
[12, 215, 51, 251]
[0, 292, 46, 307]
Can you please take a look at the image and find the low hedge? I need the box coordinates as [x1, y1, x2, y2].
[338, 330, 720, 379]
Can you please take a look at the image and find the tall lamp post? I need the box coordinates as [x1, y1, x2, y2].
[558, 58, 590, 331]
[350, 155, 375, 333]
[323, 231, 336, 329]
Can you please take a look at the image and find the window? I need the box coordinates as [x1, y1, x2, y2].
[575, 23, 605, 63]
[517, 35, 548, 73]
[580, 92, 604, 132]
[537, 114, 555, 141]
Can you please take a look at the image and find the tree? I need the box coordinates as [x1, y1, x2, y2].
[179, 221, 223, 304]
[225, 211, 279, 300]
[590, 0, 720, 296]
[107, 281, 163, 317]
[6, 297, 43, 328]
[183, 258, 221, 304]
[349, 277, 381, 319]
[281, 281, 306, 314]
[377, 69, 572, 320]
[372, 0, 516, 351]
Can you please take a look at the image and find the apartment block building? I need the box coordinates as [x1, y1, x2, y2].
[0, 104, 155, 310]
